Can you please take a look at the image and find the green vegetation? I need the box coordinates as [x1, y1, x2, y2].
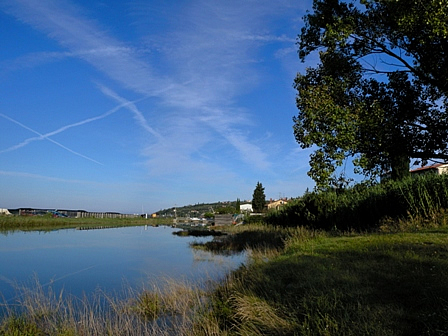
[252, 181, 266, 213]
[265, 174, 448, 231]
[0, 277, 208, 336]
[156, 200, 242, 218]
[0, 216, 171, 232]
[203, 224, 448, 335]
[294, 0, 448, 188]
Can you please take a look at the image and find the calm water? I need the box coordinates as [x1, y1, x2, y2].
[0, 226, 245, 302]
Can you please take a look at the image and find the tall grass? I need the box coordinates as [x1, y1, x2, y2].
[265, 174, 448, 231]
[191, 223, 323, 254]
[0, 277, 216, 335]
[192, 226, 448, 335]
[0, 216, 170, 232]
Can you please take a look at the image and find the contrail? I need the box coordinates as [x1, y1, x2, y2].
[43, 265, 97, 286]
[98, 84, 163, 140]
[1, 265, 97, 305]
[0, 113, 103, 165]
[0, 97, 147, 161]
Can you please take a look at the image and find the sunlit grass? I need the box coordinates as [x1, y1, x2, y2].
[0, 215, 170, 232]
[199, 225, 448, 335]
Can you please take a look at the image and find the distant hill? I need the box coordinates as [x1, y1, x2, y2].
[156, 200, 244, 217]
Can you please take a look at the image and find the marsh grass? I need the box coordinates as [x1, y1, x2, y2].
[0, 276, 216, 335]
[191, 223, 323, 253]
[266, 173, 448, 231]
[0, 216, 170, 232]
[198, 226, 448, 335]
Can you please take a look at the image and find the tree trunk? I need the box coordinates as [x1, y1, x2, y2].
[390, 153, 410, 181]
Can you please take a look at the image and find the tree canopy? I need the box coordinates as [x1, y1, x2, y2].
[294, 0, 448, 189]
[252, 182, 266, 213]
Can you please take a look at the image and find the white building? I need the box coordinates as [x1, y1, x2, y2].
[410, 163, 448, 177]
[0, 208, 11, 215]
[240, 203, 253, 212]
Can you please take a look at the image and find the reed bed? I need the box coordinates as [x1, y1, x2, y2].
[265, 174, 448, 231]
[0, 276, 217, 336]
[0, 216, 170, 232]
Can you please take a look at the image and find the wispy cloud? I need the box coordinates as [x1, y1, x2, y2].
[0, 113, 103, 165]
[0, 169, 94, 184]
[1, 0, 298, 175]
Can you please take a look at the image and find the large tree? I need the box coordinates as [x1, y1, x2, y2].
[294, 0, 448, 189]
[252, 182, 266, 213]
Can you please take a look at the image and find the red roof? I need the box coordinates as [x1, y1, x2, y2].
[410, 163, 447, 173]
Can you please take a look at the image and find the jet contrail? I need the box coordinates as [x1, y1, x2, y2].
[0, 96, 148, 163]
[1, 265, 97, 305]
[0, 113, 103, 165]
[98, 84, 163, 140]
[43, 265, 97, 286]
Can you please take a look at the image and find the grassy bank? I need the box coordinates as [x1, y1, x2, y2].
[203, 224, 448, 335]
[0, 215, 172, 232]
[2, 218, 447, 335]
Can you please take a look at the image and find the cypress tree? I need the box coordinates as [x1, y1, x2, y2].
[252, 182, 266, 213]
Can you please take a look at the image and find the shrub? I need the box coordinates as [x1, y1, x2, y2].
[265, 174, 448, 231]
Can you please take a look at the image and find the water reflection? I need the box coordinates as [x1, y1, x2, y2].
[0, 226, 245, 303]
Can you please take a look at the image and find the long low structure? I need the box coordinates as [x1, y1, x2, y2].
[6, 208, 141, 218]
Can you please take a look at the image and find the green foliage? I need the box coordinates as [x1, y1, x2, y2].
[252, 182, 266, 213]
[0, 316, 44, 336]
[294, 0, 448, 188]
[191, 223, 301, 253]
[203, 212, 214, 219]
[131, 291, 163, 320]
[265, 174, 448, 230]
[215, 206, 236, 214]
[235, 198, 241, 214]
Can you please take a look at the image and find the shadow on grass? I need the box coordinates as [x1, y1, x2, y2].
[214, 240, 448, 336]
[190, 228, 287, 253]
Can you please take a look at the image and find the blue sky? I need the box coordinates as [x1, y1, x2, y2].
[0, 0, 316, 213]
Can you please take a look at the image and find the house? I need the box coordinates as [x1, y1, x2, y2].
[0, 208, 11, 215]
[410, 163, 448, 177]
[267, 199, 288, 211]
[240, 203, 253, 212]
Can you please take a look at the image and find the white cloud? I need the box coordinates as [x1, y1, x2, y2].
[1, 0, 301, 177]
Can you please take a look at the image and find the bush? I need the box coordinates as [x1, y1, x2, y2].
[265, 174, 448, 231]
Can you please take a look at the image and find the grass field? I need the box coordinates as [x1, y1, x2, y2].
[205, 226, 448, 335]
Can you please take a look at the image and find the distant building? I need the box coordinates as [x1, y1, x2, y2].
[410, 163, 448, 177]
[8, 208, 140, 218]
[0, 208, 11, 215]
[267, 199, 288, 211]
[240, 203, 253, 212]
